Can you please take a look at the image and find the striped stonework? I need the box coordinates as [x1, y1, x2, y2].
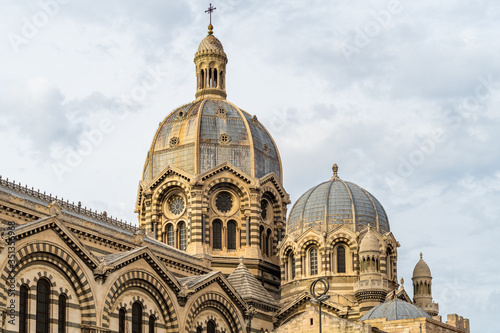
[102, 270, 178, 330]
[4, 242, 96, 326]
[184, 292, 244, 333]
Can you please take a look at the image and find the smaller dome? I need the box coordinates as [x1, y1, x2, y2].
[413, 253, 432, 278]
[198, 34, 224, 52]
[360, 228, 380, 253]
[360, 299, 431, 321]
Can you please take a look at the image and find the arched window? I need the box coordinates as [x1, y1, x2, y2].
[213, 220, 222, 250]
[197, 326, 203, 333]
[337, 246, 346, 273]
[178, 222, 187, 250]
[58, 294, 67, 333]
[166, 224, 174, 247]
[287, 251, 296, 280]
[259, 225, 264, 250]
[119, 308, 126, 333]
[149, 315, 156, 333]
[19, 285, 28, 333]
[132, 302, 142, 333]
[310, 248, 318, 275]
[207, 320, 216, 333]
[36, 278, 50, 333]
[265, 229, 272, 256]
[227, 220, 237, 250]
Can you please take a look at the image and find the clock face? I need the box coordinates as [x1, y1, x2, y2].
[169, 196, 185, 216]
[215, 192, 233, 213]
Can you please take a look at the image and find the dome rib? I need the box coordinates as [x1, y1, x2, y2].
[358, 186, 380, 231]
[341, 180, 357, 232]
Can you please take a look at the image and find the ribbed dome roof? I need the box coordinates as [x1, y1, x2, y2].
[360, 228, 380, 252]
[287, 165, 389, 234]
[360, 299, 431, 321]
[198, 34, 224, 52]
[413, 253, 432, 278]
[142, 99, 282, 181]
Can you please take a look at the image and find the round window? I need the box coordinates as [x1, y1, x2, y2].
[215, 192, 233, 213]
[169, 196, 185, 215]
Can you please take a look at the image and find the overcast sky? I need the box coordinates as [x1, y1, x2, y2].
[1, 0, 498, 331]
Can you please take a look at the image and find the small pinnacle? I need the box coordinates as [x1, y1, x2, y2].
[239, 256, 244, 264]
[208, 24, 213, 35]
[420, 252, 423, 260]
[331, 163, 339, 180]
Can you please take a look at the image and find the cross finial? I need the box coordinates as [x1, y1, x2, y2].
[205, 3, 216, 35]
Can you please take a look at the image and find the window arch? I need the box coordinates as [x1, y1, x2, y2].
[149, 315, 156, 333]
[227, 220, 237, 250]
[259, 225, 264, 251]
[265, 229, 272, 256]
[119, 308, 126, 333]
[178, 222, 187, 250]
[213, 219, 222, 250]
[309, 248, 318, 276]
[166, 224, 174, 247]
[58, 293, 67, 333]
[207, 320, 216, 333]
[132, 302, 142, 333]
[36, 278, 51, 333]
[337, 246, 346, 273]
[19, 285, 29, 333]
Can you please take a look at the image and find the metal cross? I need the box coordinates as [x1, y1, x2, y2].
[205, 3, 216, 25]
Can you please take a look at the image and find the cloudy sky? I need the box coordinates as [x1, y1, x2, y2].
[1, 0, 498, 330]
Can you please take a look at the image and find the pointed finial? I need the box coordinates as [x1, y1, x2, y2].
[420, 252, 423, 260]
[239, 256, 244, 264]
[400, 277, 404, 288]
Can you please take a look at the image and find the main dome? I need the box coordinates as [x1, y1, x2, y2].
[142, 99, 282, 181]
[287, 165, 389, 234]
[142, 29, 282, 182]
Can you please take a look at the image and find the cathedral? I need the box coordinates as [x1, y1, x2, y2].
[0, 17, 470, 333]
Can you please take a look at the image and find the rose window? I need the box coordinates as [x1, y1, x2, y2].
[216, 107, 227, 117]
[169, 196, 185, 215]
[170, 137, 180, 147]
[216, 192, 233, 213]
[219, 133, 230, 144]
[261, 200, 268, 220]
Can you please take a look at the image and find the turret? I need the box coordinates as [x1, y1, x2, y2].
[412, 253, 439, 316]
[355, 227, 388, 314]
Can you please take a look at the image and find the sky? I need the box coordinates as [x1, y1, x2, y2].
[1, 0, 498, 331]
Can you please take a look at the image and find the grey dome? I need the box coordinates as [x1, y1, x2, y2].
[287, 168, 389, 234]
[360, 299, 431, 321]
[142, 99, 282, 181]
[413, 253, 432, 278]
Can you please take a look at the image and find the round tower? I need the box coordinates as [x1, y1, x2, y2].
[354, 227, 388, 314]
[412, 253, 439, 316]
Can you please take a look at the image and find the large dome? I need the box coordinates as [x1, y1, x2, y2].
[142, 99, 282, 181]
[287, 165, 389, 234]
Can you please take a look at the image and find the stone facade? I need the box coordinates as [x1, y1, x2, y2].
[0, 23, 471, 333]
